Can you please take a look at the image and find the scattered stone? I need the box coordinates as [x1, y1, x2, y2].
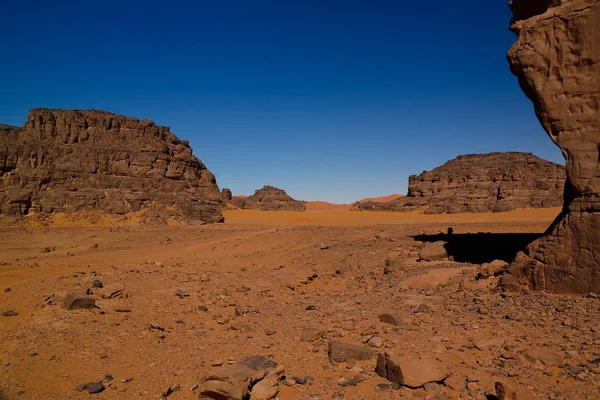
[328, 341, 375, 363]
[97, 284, 125, 299]
[74, 384, 86, 392]
[319, 243, 329, 250]
[2, 310, 18, 317]
[300, 328, 323, 342]
[155, 261, 164, 268]
[265, 330, 276, 336]
[198, 305, 209, 312]
[376, 351, 449, 388]
[175, 289, 189, 298]
[521, 349, 562, 367]
[85, 382, 105, 394]
[92, 279, 103, 288]
[423, 382, 442, 393]
[63, 293, 96, 310]
[444, 374, 466, 392]
[338, 378, 357, 387]
[234, 305, 244, 316]
[418, 241, 448, 261]
[114, 306, 131, 313]
[368, 336, 383, 348]
[378, 313, 403, 326]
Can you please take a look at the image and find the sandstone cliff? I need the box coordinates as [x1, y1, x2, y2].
[355, 152, 564, 214]
[231, 186, 306, 211]
[501, 0, 600, 293]
[0, 108, 224, 223]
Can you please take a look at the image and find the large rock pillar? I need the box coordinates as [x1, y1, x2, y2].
[503, 0, 600, 293]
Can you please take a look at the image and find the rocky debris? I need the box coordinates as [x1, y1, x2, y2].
[521, 349, 562, 367]
[63, 293, 96, 310]
[328, 341, 374, 363]
[502, 0, 600, 294]
[231, 186, 305, 211]
[0, 108, 224, 223]
[376, 351, 449, 388]
[2, 310, 18, 317]
[300, 328, 323, 342]
[96, 283, 124, 299]
[175, 289, 189, 298]
[418, 241, 448, 261]
[355, 152, 564, 214]
[198, 356, 283, 400]
[92, 280, 103, 288]
[221, 188, 233, 202]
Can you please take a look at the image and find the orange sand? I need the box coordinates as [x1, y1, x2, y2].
[357, 194, 403, 203]
[223, 207, 561, 227]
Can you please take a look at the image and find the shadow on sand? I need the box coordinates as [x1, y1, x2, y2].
[412, 231, 543, 264]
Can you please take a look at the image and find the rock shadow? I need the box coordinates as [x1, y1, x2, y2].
[412, 231, 543, 264]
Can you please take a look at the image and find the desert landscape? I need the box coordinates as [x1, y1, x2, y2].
[3, 207, 599, 400]
[2, 0, 600, 399]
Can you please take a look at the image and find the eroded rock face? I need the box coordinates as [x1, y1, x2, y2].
[502, 0, 600, 294]
[355, 152, 564, 214]
[221, 188, 233, 202]
[231, 186, 306, 211]
[0, 109, 224, 223]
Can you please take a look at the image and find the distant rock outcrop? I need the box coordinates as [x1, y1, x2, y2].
[0, 108, 224, 223]
[231, 186, 306, 211]
[354, 152, 564, 214]
[221, 188, 233, 202]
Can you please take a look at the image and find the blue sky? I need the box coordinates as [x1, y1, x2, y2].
[1, 1, 563, 203]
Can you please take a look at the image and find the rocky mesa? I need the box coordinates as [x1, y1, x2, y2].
[355, 152, 565, 214]
[0, 108, 224, 223]
[231, 185, 306, 211]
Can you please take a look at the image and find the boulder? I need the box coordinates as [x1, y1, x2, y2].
[198, 356, 281, 400]
[63, 293, 96, 310]
[478, 259, 509, 279]
[495, 381, 535, 400]
[328, 341, 375, 363]
[418, 241, 448, 261]
[376, 351, 449, 388]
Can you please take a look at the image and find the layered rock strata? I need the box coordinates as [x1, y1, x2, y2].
[231, 186, 306, 211]
[0, 108, 224, 223]
[355, 152, 564, 214]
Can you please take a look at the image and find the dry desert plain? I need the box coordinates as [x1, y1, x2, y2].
[1, 208, 599, 399]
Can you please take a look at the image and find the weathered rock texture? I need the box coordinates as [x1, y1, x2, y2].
[500, 0, 600, 294]
[355, 152, 564, 214]
[0, 109, 224, 223]
[231, 186, 306, 211]
[221, 188, 233, 202]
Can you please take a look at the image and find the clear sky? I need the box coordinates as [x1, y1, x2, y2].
[1, 1, 563, 204]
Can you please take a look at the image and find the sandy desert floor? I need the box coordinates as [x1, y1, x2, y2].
[1, 208, 599, 399]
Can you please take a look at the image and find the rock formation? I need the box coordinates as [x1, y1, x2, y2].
[221, 188, 233, 202]
[500, 0, 600, 294]
[354, 152, 564, 214]
[0, 108, 224, 223]
[231, 186, 306, 211]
